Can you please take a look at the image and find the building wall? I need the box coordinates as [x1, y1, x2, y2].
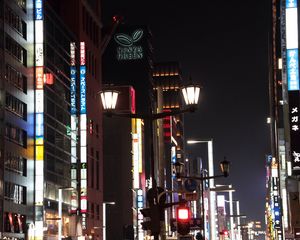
[53, 0, 104, 237]
[0, 0, 35, 239]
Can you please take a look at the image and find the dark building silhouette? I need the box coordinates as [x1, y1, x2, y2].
[102, 24, 154, 240]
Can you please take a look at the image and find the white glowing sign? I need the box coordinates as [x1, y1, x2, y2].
[286, 2, 299, 90]
[70, 42, 78, 214]
[34, 0, 44, 239]
[132, 133, 140, 189]
[80, 41, 87, 229]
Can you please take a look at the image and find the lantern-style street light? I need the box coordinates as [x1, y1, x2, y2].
[173, 157, 230, 181]
[99, 82, 201, 240]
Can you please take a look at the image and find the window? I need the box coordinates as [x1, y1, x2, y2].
[5, 152, 26, 176]
[5, 6, 27, 38]
[96, 161, 99, 190]
[5, 93, 27, 120]
[91, 203, 94, 219]
[4, 182, 26, 204]
[4, 212, 26, 233]
[96, 204, 100, 220]
[91, 158, 94, 188]
[82, 6, 86, 32]
[96, 123, 99, 138]
[5, 123, 27, 148]
[5, 64, 27, 93]
[5, 35, 27, 66]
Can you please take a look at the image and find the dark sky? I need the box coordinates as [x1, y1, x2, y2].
[102, 0, 270, 224]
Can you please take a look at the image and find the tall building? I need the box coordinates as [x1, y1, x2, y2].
[267, 0, 300, 239]
[0, 0, 35, 239]
[48, 0, 104, 238]
[102, 24, 154, 240]
[0, 0, 103, 239]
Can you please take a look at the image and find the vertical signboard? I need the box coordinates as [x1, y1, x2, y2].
[80, 42, 87, 229]
[70, 42, 78, 214]
[34, 0, 44, 239]
[288, 91, 300, 174]
[272, 177, 282, 229]
[286, 0, 300, 176]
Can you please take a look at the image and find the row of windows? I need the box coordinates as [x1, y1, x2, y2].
[5, 64, 27, 93]
[4, 212, 26, 234]
[4, 182, 26, 205]
[5, 123, 27, 148]
[82, 6, 99, 47]
[6, 92, 27, 120]
[5, 34, 27, 66]
[87, 202, 100, 220]
[5, 152, 27, 176]
[5, 5, 27, 38]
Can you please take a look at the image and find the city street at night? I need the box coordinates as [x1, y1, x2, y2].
[0, 0, 299, 240]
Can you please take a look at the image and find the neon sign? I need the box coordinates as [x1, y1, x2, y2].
[80, 41, 87, 229]
[34, 0, 44, 239]
[114, 29, 144, 60]
[286, 2, 299, 90]
[70, 42, 78, 214]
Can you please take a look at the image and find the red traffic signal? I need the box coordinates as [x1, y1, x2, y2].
[176, 206, 190, 236]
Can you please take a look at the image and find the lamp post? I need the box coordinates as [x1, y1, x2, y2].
[103, 201, 116, 240]
[212, 185, 235, 240]
[186, 139, 216, 240]
[99, 84, 200, 240]
[58, 187, 74, 240]
[174, 159, 230, 239]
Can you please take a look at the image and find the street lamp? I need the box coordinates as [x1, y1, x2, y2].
[103, 201, 116, 240]
[58, 187, 74, 240]
[99, 83, 200, 240]
[173, 158, 230, 180]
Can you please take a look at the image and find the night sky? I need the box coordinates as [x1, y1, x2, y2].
[102, 0, 270, 224]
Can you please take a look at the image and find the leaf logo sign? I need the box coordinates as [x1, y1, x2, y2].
[114, 29, 144, 47]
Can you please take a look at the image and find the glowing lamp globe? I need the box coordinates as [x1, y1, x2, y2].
[99, 90, 119, 110]
[181, 85, 200, 106]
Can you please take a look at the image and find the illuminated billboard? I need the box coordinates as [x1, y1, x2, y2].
[114, 29, 144, 60]
[70, 42, 78, 214]
[286, 1, 299, 90]
[34, 0, 44, 239]
[80, 41, 87, 229]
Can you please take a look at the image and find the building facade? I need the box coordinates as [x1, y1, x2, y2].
[0, 0, 103, 239]
[102, 24, 154, 240]
[267, 0, 300, 239]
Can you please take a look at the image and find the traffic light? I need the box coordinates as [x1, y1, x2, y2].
[140, 205, 161, 236]
[176, 206, 190, 236]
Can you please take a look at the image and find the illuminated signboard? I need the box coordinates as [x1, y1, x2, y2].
[137, 189, 144, 240]
[286, 1, 299, 90]
[132, 133, 140, 189]
[70, 67, 76, 115]
[34, 0, 44, 239]
[288, 91, 300, 175]
[114, 29, 144, 60]
[272, 177, 282, 229]
[80, 41, 87, 229]
[287, 50, 299, 90]
[80, 66, 86, 114]
[70, 42, 78, 214]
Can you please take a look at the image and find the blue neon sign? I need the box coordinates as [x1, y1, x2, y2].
[35, 0, 43, 20]
[70, 66, 76, 115]
[36, 113, 44, 137]
[80, 66, 86, 114]
[286, 0, 297, 8]
[287, 49, 299, 90]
